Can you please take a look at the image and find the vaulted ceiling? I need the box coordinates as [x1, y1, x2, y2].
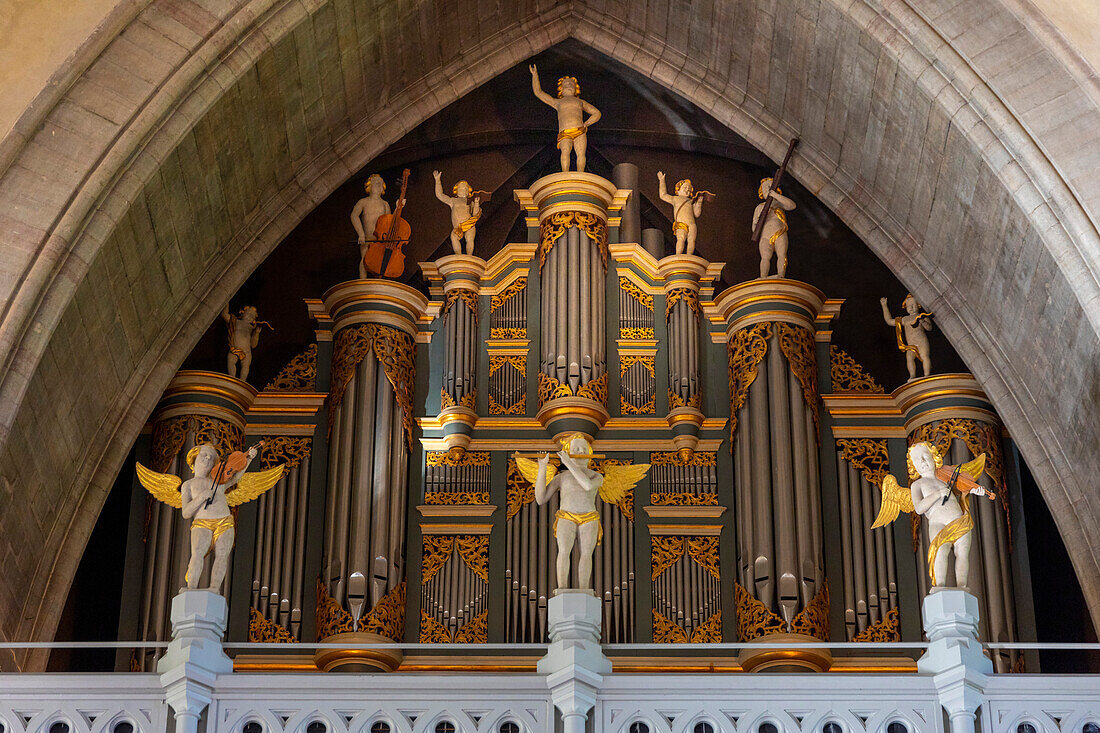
[1, 0, 1099, 670]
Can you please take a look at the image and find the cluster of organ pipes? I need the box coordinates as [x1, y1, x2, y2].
[835, 453, 898, 640]
[653, 552, 721, 639]
[442, 296, 477, 405]
[540, 227, 606, 392]
[649, 456, 718, 501]
[422, 545, 489, 640]
[251, 457, 311, 638]
[491, 281, 527, 336]
[322, 354, 409, 614]
[667, 297, 700, 405]
[618, 281, 652, 337]
[424, 454, 491, 499]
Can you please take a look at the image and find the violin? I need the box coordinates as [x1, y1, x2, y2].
[208, 440, 263, 484]
[364, 169, 411, 278]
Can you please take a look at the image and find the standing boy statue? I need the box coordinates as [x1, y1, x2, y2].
[350, 173, 391, 278]
[881, 294, 933, 380]
[657, 173, 714, 255]
[433, 171, 486, 255]
[753, 177, 798, 278]
[529, 65, 602, 173]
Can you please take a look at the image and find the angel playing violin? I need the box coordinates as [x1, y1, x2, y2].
[136, 442, 284, 592]
[515, 434, 649, 591]
[871, 442, 994, 589]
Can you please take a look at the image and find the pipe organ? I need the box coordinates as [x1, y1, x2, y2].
[120, 168, 1036, 674]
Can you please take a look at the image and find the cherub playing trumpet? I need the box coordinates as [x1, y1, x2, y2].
[871, 442, 995, 589]
[515, 434, 649, 591]
[136, 442, 284, 592]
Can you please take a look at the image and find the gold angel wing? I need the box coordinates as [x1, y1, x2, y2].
[135, 461, 183, 509]
[871, 473, 914, 529]
[959, 453, 986, 482]
[599, 463, 650, 505]
[225, 464, 285, 507]
[514, 454, 557, 486]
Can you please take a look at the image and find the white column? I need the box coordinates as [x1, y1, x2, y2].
[157, 591, 233, 733]
[537, 590, 612, 732]
[917, 589, 992, 733]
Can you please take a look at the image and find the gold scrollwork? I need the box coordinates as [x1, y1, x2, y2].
[727, 322, 772, 442]
[489, 355, 526, 415]
[490, 327, 527, 339]
[619, 277, 654, 311]
[259, 436, 312, 469]
[489, 393, 526, 415]
[619, 326, 656, 339]
[360, 581, 407, 641]
[424, 491, 490, 505]
[576, 372, 608, 404]
[668, 389, 702, 409]
[248, 607, 297, 643]
[456, 535, 489, 582]
[790, 581, 830, 641]
[650, 451, 717, 467]
[776, 322, 819, 436]
[455, 610, 488, 643]
[427, 450, 490, 467]
[422, 535, 455, 583]
[419, 610, 451, 643]
[152, 415, 244, 473]
[538, 372, 573, 405]
[506, 459, 534, 520]
[620, 393, 655, 415]
[734, 581, 786, 641]
[690, 611, 722, 643]
[420, 609, 488, 644]
[853, 606, 900, 642]
[653, 610, 689, 643]
[265, 344, 318, 392]
[538, 212, 608, 271]
[328, 324, 416, 450]
[440, 388, 455, 409]
[651, 492, 719, 506]
[620, 354, 655, 377]
[651, 536, 685, 580]
[686, 536, 720, 580]
[665, 287, 701, 322]
[151, 416, 190, 472]
[620, 355, 655, 415]
[829, 345, 883, 394]
[837, 438, 889, 486]
[490, 277, 527, 313]
[315, 579, 352, 639]
[442, 288, 480, 328]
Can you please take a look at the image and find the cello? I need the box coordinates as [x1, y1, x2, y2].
[364, 168, 411, 278]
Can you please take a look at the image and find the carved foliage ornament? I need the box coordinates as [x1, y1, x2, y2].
[652, 608, 721, 644]
[489, 355, 526, 415]
[152, 415, 243, 473]
[668, 390, 702, 409]
[259, 436, 312, 469]
[665, 287, 701, 322]
[618, 277, 654, 311]
[776, 322, 819, 436]
[829, 345, 884, 394]
[440, 387, 477, 410]
[651, 536, 720, 581]
[265, 343, 318, 392]
[426, 450, 490, 467]
[328, 324, 416, 450]
[506, 459, 533, 520]
[619, 326, 656, 339]
[421, 534, 488, 583]
[651, 492, 719, 506]
[837, 438, 889, 487]
[539, 212, 608, 271]
[490, 327, 527, 339]
[651, 451, 717, 467]
[420, 609, 488, 644]
[314, 579, 406, 641]
[538, 371, 608, 406]
[248, 607, 296, 643]
[727, 322, 772, 443]
[441, 288, 480, 329]
[490, 277, 527, 314]
[735, 581, 830, 642]
[853, 606, 900, 643]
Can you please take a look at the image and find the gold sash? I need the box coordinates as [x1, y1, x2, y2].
[673, 221, 689, 233]
[557, 126, 586, 143]
[926, 492, 973, 586]
[452, 213, 481, 238]
[767, 207, 788, 247]
[553, 509, 603, 545]
[192, 515, 235, 542]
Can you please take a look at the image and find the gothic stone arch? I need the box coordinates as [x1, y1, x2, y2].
[0, 0, 1098, 670]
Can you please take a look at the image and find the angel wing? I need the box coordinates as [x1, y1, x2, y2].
[514, 454, 557, 486]
[225, 464, 285, 507]
[870, 473, 914, 529]
[959, 453, 986, 482]
[135, 462, 183, 509]
[599, 463, 650, 505]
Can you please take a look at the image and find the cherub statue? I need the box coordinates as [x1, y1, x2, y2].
[222, 305, 271, 383]
[350, 173, 391, 279]
[515, 434, 648, 591]
[881, 294, 933, 380]
[657, 173, 715, 255]
[753, 177, 797, 278]
[136, 443, 284, 592]
[529, 65, 602, 173]
[433, 170, 489, 255]
[872, 442, 995, 589]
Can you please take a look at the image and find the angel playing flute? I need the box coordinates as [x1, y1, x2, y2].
[136, 442, 284, 592]
[515, 434, 649, 591]
[871, 442, 994, 589]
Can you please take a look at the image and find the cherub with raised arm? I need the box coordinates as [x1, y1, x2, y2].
[222, 305, 270, 383]
[881, 294, 933, 380]
[515, 435, 648, 591]
[871, 442, 994, 589]
[433, 170, 489, 255]
[350, 174, 391, 278]
[753, 177, 798, 278]
[136, 443, 284, 592]
[657, 172, 715, 255]
[529, 65, 602, 173]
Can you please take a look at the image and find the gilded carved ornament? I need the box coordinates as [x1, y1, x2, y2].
[441, 288, 480, 328]
[837, 438, 889, 486]
[314, 579, 406, 642]
[538, 371, 608, 406]
[456, 534, 489, 582]
[490, 277, 527, 313]
[776, 322, 819, 436]
[422, 534, 488, 583]
[618, 277, 654, 311]
[151, 415, 244, 473]
[665, 287, 701, 322]
[727, 322, 772, 442]
[853, 606, 900, 643]
[489, 354, 526, 415]
[620, 393, 656, 415]
[620, 355, 656, 415]
[619, 326, 656, 340]
[425, 491, 490, 506]
[426, 450, 491, 467]
[328, 324, 416, 450]
[440, 387, 477, 410]
[650, 451, 717, 467]
[650, 491, 719, 506]
[265, 344, 318, 392]
[652, 607, 721, 644]
[506, 459, 534, 520]
[668, 390, 702, 409]
[422, 535, 455, 583]
[259, 436, 312, 470]
[734, 581, 830, 642]
[419, 611, 451, 644]
[620, 354, 655, 377]
[490, 327, 527, 339]
[578, 373, 608, 403]
[538, 212, 609, 271]
[829, 345, 884, 394]
[651, 536, 719, 581]
[419, 609, 488, 644]
[789, 582, 830, 640]
[248, 607, 296, 643]
[489, 392, 526, 416]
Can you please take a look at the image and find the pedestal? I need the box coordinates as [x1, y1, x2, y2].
[157, 591, 233, 733]
[313, 631, 403, 672]
[537, 590, 612, 733]
[917, 589, 991, 733]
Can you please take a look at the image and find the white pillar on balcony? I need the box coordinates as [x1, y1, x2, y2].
[157, 591, 233, 733]
[917, 589, 992, 733]
[537, 590, 612, 733]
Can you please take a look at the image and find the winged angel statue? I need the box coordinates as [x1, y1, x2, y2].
[515, 434, 649, 591]
[136, 442, 284, 592]
[871, 441, 993, 589]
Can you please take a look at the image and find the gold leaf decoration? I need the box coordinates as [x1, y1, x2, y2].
[653, 610, 689, 643]
[422, 535, 455, 583]
[441, 288, 480, 328]
[668, 389, 702, 409]
[259, 436, 311, 470]
[426, 450, 491, 467]
[489, 392, 526, 415]
[790, 581, 830, 641]
[665, 287, 701, 322]
[424, 491, 490, 505]
[360, 581, 406, 641]
[650, 451, 717, 467]
[490, 327, 527, 339]
[315, 579, 353, 639]
[620, 354, 655, 377]
[454, 610, 488, 643]
[265, 344, 318, 392]
[829, 345, 883, 394]
[686, 536, 721, 580]
[576, 372, 608, 404]
[727, 322, 772, 442]
[651, 536, 685, 580]
[620, 393, 656, 415]
[910, 418, 1005, 498]
[506, 458, 535, 520]
[837, 438, 889, 486]
[456, 535, 489, 582]
[440, 387, 455, 409]
[651, 492, 719, 506]
[537, 372, 574, 405]
[419, 610, 452, 643]
[853, 606, 900, 643]
[619, 277, 654, 311]
[539, 212, 608, 270]
[249, 607, 297, 643]
[734, 582, 786, 642]
[151, 416, 190, 473]
[619, 326, 656, 340]
[152, 415, 244, 473]
[690, 611, 722, 643]
[490, 277, 527, 313]
[489, 354, 526, 376]
[328, 324, 416, 450]
[776, 322, 819, 437]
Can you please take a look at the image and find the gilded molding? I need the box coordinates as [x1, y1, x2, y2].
[328, 323, 416, 449]
[829, 345, 884, 394]
[265, 344, 318, 392]
[248, 607, 296, 643]
[538, 211, 608, 270]
[837, 438, 889, 486]
[853, 606, 900, 643]
[727, 322, 772, 442]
